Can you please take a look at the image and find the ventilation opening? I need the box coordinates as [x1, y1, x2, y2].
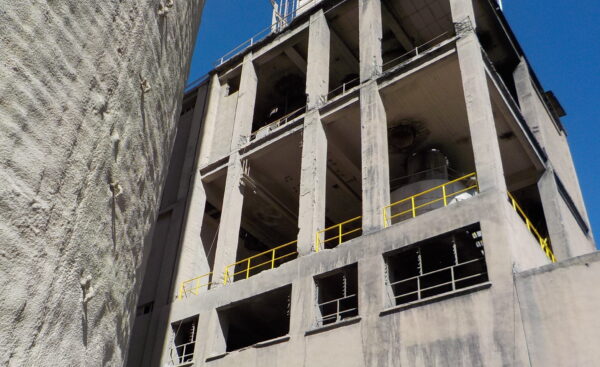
[385, 223, 488, 307]
[218, 285, 291, 351]
[170, 316, 198, 366]
[315, 264, 359, 327]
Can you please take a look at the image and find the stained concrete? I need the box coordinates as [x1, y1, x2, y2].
[0, 1, 204, 365]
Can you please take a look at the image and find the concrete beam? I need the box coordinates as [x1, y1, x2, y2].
[230, 53, 258, 150]
[360, 80, 390, 233]
[381, 1, 414, 51]
[538, 168, 570, 260]
[359, 0, 383, 81]
[284, 46, 308, 75]
[330, 27, 359, 68]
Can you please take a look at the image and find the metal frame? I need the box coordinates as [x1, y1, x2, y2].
[223, 240, 298, 284]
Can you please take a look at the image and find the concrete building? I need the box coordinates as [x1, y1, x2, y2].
[127, 0, 600, 366]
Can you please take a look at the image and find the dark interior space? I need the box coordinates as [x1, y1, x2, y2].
[218, 285, 292, 351]
[171, 316, 198, 365]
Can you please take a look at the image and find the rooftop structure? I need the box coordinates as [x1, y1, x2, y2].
[126, 0, 600, 366]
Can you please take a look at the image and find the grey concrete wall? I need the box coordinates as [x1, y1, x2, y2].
[516, 252, 600, 367]
[154, 191, 551, 366]
[0, 1, 204, 365]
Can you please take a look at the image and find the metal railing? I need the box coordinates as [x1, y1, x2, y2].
[317, 293, 358, 326]
[215, 0, 316, 66]
[248, 106, 306, 143]
[170, 340, 195, 366]
[382, 172, 479, 228]
[326, 77, 360, 100]
[389, 257, 487, 306]
[223, 240, 298, 284]
[178, 273, 212, 300]
[508, 192, 557, 263]
[315, 216, 362, 252]
[382, 32, 454, 72]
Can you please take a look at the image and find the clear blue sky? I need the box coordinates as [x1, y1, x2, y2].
[187, 0, 600, 248]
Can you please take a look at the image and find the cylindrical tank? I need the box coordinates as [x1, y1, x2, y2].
[390, 149, 473, 221]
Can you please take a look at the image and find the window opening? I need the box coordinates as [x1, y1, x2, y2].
[385, 224, 488, 307]
[169, 316, 198, 366]
[315, 264, 359, 326]
[218, 285, 291, 351]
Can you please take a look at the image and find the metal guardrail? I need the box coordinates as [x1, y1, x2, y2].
[223, 240, 298, 284]
[248, 106, 306, 142]
[382, 32, 453, 72]
[178, 273, 212, 300]
[317, 293, 358, 326]
[315, 216, 362, 252]
[389, 257, 487, 306]
[508, 192, 557, 263]
[170, 340, 196, 366]
[382, 172, 479, 228]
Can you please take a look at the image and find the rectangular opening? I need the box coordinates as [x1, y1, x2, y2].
[170, 316, 198, 366]
[315, 264, 359, 327]
[228, 133, 302, 282]
[385, 223, 488, 307]
[218, 285, 291, 352]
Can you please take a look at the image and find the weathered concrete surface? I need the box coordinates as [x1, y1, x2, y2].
[0, 1, 204, 365]
[516, 251, 600, 367]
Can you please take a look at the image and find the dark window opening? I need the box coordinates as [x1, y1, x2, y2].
[315, 264, 359, 326]
[170, 316, 198, 366]
[385, 224, 488, 307]
[218, 285, 291, 352]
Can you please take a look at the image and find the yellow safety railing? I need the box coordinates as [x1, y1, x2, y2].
[508, 193, 557, 263]
[178, 272, 212, 300]
[315, 216, 362, 252]
[223, 240, 298, 284]
[382, 172, 479, 228]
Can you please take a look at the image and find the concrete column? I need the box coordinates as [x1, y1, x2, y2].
[306, 9, 330, 109]
[360, 80, 390, 233]
[210, 155, 245, 286]
[198, 74, 223, 166]
[513, 58, 546, 144]
[359, 0, 383, 82]
[538, 168, 569, 260]
[452, 28, 507, 192]
[297, 10, 330, 255]
[230, 53, 258, 150]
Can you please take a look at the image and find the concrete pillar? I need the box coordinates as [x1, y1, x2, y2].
[513, 58, 545, 144]
[297, 10, 330, 255]
[198, 74, 223, 166]
[210, 155, 245, 286]
[230, 53, 258, 150]
[360, 81, 390, 233]
[538, 168, 569, 260]
[306, 9, 330, 109]
[359, 0, 383, 82]
[451, 0, 507, 193]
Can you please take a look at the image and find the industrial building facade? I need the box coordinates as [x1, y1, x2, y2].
[127, 0, 600, 366]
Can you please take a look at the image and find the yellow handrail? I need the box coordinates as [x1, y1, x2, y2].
[223, 240, 298, 284]
[315, 216, 362, 252]
[382, 172, 479, 227]
[178, 272, 213, 300]
[508, 193, 557, 263]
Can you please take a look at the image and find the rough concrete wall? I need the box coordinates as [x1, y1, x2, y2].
[516, 252, 600, 367]
[0, 1, 203, 365]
